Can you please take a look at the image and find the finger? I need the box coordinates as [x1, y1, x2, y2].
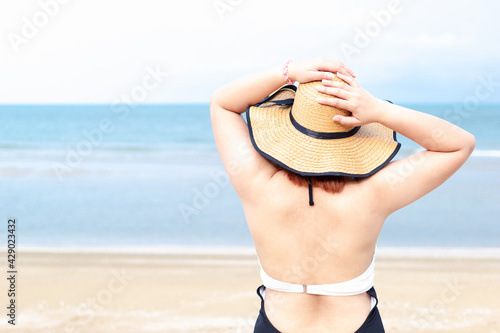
[316, 96, 351, 110]
[316, 58, 351, 78]
[343, 66, 356, 78]
[307, 71, 336, 82]
[316, 85, 351, 100]
[321, 79, 354, 92]
[333, 115, 362, 127]
[337, 66, 353, 78]
[336, 72, 358, 88]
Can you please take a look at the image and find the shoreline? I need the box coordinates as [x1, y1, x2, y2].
[17, 245, 500, 258]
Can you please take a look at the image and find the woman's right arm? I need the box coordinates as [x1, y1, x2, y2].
[317, 73, 476, 216]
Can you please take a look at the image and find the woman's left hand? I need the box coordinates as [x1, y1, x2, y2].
[288, 57, 356, 83]
[316, 72, 385, 126]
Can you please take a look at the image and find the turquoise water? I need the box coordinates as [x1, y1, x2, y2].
[0, 104, 499, 248]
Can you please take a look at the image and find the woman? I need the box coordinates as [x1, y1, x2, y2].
[209, 57, 475, 332]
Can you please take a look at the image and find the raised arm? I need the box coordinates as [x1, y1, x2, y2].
[317, 72, 476, 215]
[210, 58, 355, 199]
[211, 57, 356, 114]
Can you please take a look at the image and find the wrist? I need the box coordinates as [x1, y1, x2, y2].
[373, 99, 392, 125]
[283, 60, 295, 84]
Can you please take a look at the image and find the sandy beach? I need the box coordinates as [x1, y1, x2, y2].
[1, 248, 499, 333]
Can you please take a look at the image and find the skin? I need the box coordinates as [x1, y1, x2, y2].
[210, 57, 475, 332]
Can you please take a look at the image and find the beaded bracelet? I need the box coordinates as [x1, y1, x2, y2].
[282, 59, 294, 85]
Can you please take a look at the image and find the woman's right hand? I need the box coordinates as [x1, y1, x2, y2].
[288, 57, 356, 84]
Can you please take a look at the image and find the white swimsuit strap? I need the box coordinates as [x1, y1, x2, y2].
[259, 250, 376, 296]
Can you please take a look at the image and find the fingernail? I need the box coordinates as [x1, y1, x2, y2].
[328, 73, 334, 79]
[316, 97, 323, 102]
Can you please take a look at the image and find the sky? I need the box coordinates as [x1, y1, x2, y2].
[0, 0, 499, 104]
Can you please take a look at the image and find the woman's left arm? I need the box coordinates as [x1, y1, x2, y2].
[210, 57, 355, 200]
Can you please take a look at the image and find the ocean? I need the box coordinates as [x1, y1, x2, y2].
[0, 104, 499, 249]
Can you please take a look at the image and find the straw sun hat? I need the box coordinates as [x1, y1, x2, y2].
[246, 76, 401, 177]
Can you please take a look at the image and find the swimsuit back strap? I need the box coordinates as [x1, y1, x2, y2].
[259, 250, 376, 296]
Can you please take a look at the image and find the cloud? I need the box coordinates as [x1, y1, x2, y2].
[414, 33, 458, 48]
[0, 0, 499, 103]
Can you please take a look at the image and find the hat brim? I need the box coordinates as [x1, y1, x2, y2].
[246, 88, 401, 177]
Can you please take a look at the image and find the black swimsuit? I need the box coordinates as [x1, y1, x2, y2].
[253, 285, 385, 332]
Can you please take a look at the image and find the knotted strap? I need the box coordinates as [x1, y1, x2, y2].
[308, 177, 314, 206]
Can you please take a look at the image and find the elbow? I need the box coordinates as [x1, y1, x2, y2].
[463, 132, 476, 156]
[210, 89, 222, 115]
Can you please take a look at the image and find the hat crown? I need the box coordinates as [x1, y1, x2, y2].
[246, 81, 401, 177]
[292, 79, 355, 134]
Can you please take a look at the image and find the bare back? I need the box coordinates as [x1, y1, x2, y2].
[241, 170, 386, 332]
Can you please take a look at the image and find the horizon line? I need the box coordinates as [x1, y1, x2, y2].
[1, 102, 500, 106]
